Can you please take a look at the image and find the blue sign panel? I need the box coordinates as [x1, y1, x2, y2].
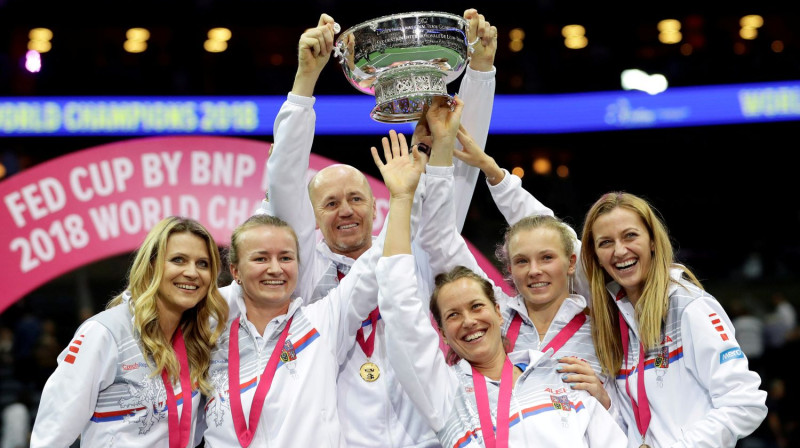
[1, 80, 798, 137]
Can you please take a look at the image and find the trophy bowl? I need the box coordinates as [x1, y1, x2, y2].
[334, 11, 471, 123]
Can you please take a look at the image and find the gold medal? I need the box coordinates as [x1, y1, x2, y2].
[359, 361, 380, 382]
[639, 444, 651, 448]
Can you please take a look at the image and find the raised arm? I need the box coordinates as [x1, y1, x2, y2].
[416, 99, 508, 300]
[373, 131, 457, 432]
[267, 14, 336, 300]
[451, 8, 498, 231]
[454, 127, 591, 297]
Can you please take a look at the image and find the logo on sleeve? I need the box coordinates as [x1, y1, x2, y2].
[720, 347, 744, 364]
[708, 313, 729, 341]
[64, 334, 85, 364]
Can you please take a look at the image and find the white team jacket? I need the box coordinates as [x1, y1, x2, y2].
[485, 170, 769, 446]
[416, 168, 608, 384]
[31, 295, 200, 448]
[610, 274, 768, 447]
[265, 67, 496, 448]
[200, 236, 382, 448]
[376, 254, 629, 447]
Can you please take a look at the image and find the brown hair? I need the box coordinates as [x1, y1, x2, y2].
[430, 266, 508, 365]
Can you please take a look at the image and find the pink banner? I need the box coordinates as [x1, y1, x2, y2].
[0, 136, 509, 313]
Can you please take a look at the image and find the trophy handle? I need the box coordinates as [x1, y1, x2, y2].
[331, 22, 348, 63]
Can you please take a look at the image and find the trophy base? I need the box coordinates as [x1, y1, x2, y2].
[370, 62, 449, 123]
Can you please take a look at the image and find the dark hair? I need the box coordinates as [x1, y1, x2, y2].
[429, 266, 502, 365]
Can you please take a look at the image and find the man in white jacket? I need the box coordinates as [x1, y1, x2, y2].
[266, 10, 498, 448]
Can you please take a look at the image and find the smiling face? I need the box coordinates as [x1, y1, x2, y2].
[591, 207, 654, 302]
[436, 277, 506, 366]
[156, 231, 212, 321]
[231, 225, 299, 314]
[508, 227, 576, 314]
[308, 165, 376, 260]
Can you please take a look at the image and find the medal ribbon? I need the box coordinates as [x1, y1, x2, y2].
[618, 310, 651, 443]
[228, 315, 293, 447]
[160, 327, 192, 448]
[472, 356, 513, 448]
[506, 312, 586, 354]
[356, 307, 380, 358]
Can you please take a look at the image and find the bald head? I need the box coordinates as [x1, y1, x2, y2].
[308, 164, 373, 200]
[307, 164, 377, 259]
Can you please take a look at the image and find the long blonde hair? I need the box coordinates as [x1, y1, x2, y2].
[108, 216, 229, 395]
[580, 192, 702, 376]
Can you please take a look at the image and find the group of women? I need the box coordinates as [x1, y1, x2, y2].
[29, 12, 767, 448]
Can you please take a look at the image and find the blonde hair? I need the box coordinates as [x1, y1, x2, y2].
[227, 214, 300, 268]
[108, 216, 228, 395]
[495, 214, 576, 290]
[580, 192, 702, 376]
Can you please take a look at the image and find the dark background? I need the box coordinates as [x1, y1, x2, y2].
[1, 1, 798, 445]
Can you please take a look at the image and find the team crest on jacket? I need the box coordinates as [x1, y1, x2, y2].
[119, 376, 166, 434]
[550, 394, 571, 411]
[281, 339, 298, 377]
[208, 370, 231, 426]
[280, 339, 297, 363]
[654, 345, 670, 368]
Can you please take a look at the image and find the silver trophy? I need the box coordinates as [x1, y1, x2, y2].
[333, 11, 474, 123]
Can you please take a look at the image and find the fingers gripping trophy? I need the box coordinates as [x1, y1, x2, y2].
[330, 12, 479, 123]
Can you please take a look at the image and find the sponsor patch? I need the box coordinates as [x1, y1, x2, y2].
[720, 347, 744, 364]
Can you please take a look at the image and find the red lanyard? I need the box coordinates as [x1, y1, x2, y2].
[339, 268, 380, 358]
[472, 356, 514, 448]
[228, 315, 293, 447]
[618, 311, 651, 442]
[356, 308, 380, 357]
[506, 312, 586, 354]
[160, 327, 192, 448]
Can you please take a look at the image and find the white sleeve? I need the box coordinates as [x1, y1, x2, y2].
[673, 297, 768, 447]
[266, 93, 319, 300]
[487, 171, 592, 299]
[377, 254, 457, 432]
[582, 393, 630, 447]
[487, 169, 555, 224]
[30, 320, 118, 448]
[453, 66, 496, 232]
[310, 238, 383, 363]
[418, 165, 506, 301]
[604, 378, 629, 434]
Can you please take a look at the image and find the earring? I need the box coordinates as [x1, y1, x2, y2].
[569, 274, 574, 294]
[236, 279, 242, 285]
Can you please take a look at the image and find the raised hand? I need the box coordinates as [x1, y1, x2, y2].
[292, 13, 336, 96]
[371, 130, 425, 199]
[464, 9, 498, 72]
[424, 96, 464, 166]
